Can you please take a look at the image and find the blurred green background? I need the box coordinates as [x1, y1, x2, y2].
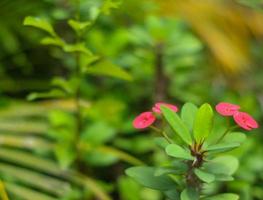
[0, 0, 263, 199]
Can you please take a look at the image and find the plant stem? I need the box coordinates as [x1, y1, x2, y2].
[216, 125, 239, 143]
[150, 126, 173, 144]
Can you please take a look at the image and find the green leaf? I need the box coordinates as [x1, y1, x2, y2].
[181, 102, 198, 131]
[161, 106, 192, 145]
[81, 122, 116, 145]
[180, 187, 199, 200]
[0, 163, 70, 196]
[0, 180, 9, 200]
[194, 169, 215, 183]
[85, 60, 133, 81]
[125, 167, 176, 191]
[203, 193, 239, 200]
[206, 142, 240, 153]
[222, 132, 247, 144]
[165, 189, 179, 200]
[55, 142, 76, 169]
[118, 176, 141, 200]
[6, 182, 57, 200]
[165, 144, 194, 160]
[68, 19, 91, 33]
[193, 103, 213, 143]
[63, 43, 92, 55]
[101, 0, 121, 15]
[203, 155, 239, 176]
[23, 16, 56, 37]
[41, 37, 64, 46]
[27, 89, 66, 101]
[154, 166, 186, 176]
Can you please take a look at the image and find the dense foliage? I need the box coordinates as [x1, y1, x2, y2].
[0, 0, 263, 200]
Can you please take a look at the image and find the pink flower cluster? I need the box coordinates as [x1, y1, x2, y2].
[216, 102, 259, 131]
[133, 102, 178, 129]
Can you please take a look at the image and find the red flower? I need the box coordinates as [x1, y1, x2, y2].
[133, 112, 156, 129]
[233, 112, 259, 131]
[152, 102, 178, 114]
[215, 102, 240, 116]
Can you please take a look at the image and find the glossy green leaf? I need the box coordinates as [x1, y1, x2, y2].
[154, 166, 187, 176]
[125, 167, 176, 191]
[203, 155, 239, 176]
[193, 103, 213, 143]
[181, 102, 198, 131]
[23, 16, 56, 37]
[194, 169, 215, 183]
[203, 193, 239, 200]
[206, 142, 240, 153]
[161, 106, 192, 145]
[180, 187, 199, 200]
[165, 144, 194, 160]
[85, 60, 133, 81]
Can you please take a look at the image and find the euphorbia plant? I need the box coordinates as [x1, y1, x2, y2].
[126, 102, 259, 200]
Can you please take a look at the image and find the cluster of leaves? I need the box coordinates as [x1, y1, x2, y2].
[127, 103, 247, 200]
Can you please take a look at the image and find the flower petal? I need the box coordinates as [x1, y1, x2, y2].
[216, 102, 240, 116]
[133, 111, 156, 129]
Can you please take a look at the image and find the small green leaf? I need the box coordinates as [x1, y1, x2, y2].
[161, 106, 192, 145]
[68, 19, 91, 33]
[63, 43, 92, 55]
[23, 16, 56, 37]
[125, 167, 176, 191]
[180, 187, 199, 200]
[101, 0, 121, 15]
[27, 89, 66, 101]
[203, 193, 239, 200]
[206, 142, 240, 153]
[85, 60, 133, 81]
[194, 169, 215, 183]
[193, 103, 213, 143]
[165, 144, 194, 160]
[181, 102, 198, 131]
[41, 37, 64, 46]
[203, 155, 239, 176]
